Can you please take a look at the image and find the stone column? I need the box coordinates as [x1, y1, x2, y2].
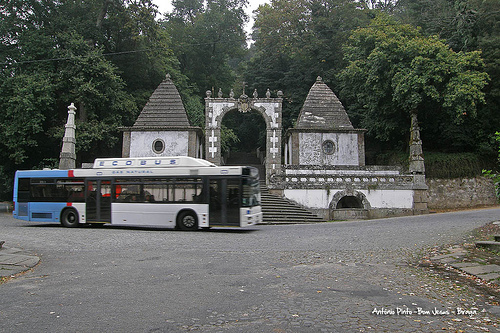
[59, 103, 77, 169]
[409, 110, 428, 214]
[204, 94, 223, 165]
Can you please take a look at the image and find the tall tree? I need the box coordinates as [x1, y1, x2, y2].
[337, 14, 489, 151]
[246, 0, 372, 129]
[395, 0, 500, 156]
[163, 0, 249, 96]
[0, 0, 180, 199]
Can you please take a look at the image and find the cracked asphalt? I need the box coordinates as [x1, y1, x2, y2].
[1, 209, 499, 332]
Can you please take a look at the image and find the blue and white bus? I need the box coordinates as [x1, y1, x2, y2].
[13, 157, 262, 230]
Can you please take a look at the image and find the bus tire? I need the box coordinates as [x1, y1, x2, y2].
[177, 210, 198, 231]
[61, 208, 79, 228]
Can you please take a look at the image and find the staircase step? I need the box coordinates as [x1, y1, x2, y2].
[225, 152, 324, 224]
[259, 188, 324, 224]
[226, 152, 262, 166]
[476, 241, 500, 252]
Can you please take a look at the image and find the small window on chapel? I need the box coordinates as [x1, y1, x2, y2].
[152, 139, 165, 154]
[322, 140, 335, 155]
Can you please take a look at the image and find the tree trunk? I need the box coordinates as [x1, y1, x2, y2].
[96, 0, 112, 29]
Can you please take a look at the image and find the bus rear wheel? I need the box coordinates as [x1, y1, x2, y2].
[177, 211, 198, 231]
[61, 208, 79, 228]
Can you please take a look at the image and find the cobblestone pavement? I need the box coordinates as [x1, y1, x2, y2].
[175, 249, 500, 332]
[0, 246, 39, 278]
[2, 210, 500, 332]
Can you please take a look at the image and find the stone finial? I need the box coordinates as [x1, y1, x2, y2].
[253, 89, 258, 98]
[165, 73, 171, 80]
[316, 76, 323, 82]
[206, 90, 212, 98]
[266, 88, 271, 98]
[230, 89, 234, 99]
[218, 88, 223, 98]
[277, 90, 283, 98]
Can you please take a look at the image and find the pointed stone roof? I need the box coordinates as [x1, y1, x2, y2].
[133, 74, 190, 128]
[296, 76, 353, 130]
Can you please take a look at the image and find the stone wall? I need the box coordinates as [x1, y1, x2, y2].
[130, 131, 189, 157]
[297, 132, 360, 166]
[426, 177, 497, 210]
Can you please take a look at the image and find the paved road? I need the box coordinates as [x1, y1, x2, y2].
[1, 209, 500, 332]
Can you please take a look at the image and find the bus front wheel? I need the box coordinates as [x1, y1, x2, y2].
[177, 211, 198, 231]
[61, 208, 79, 228]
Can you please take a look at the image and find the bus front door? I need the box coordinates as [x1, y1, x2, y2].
[209, 179, 240, 226]
[86, 180, 112, 223]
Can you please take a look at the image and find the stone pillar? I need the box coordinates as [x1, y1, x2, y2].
[59, 103, 77, 170]
[409, 111, 428, 214]
[122, 129, 131, 158]
[409, 111, 425, 178]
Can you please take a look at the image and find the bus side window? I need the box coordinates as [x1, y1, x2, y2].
[174, 178, 202, 202]
[17, 178, 30, 202]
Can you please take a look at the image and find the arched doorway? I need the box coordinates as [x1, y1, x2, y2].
[336, 196, 364, 209]
[221, 109, 267, 165]
[329, 189, 371, 220]
[330, 190, 371, 210]
[204, 90, 283, 184]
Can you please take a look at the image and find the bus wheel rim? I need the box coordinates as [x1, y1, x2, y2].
[183, 216, 195, 228]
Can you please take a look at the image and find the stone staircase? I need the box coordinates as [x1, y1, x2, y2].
[476, 235, 500, 252]
[226, 152, 325, 224]
[259, 181, 325, 224]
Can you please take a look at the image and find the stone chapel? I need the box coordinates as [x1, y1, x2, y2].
[121, 74, 203, 159]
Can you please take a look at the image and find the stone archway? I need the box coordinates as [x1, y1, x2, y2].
[204, 89, 283, 184]
[330, 189, 371, 210]
[329, 189, 371, 220]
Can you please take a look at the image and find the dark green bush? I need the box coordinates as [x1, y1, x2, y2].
[424, 153, 484, 179]
[368, 151, 490, 179]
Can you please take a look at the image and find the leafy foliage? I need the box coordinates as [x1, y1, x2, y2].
[394, 0, 500, 156]
[246, 0, 372, 130]
[0, 0, 182, 199]
[221, 110, 267, 152]
[373, 151, 486, 179]
[163, 0, 249, 97]
[483, 132, 500, 201]
[337, 14, 489, 150]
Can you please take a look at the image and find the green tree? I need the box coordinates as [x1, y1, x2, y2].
[483, 132, 500, 201]
[246, 0, 372, 130]
[0, 0, 180, 199]
[395, 0, 500, 156]
[162, 0, 250, 152]
[337, 14, 489, 151]
[163, 0, 249, 97]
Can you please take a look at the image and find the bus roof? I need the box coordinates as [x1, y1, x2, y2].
[15, 157, 258, 178]
[93, 156, 216, 169]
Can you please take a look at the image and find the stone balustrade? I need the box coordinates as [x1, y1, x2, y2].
[280, 165, 416, 190]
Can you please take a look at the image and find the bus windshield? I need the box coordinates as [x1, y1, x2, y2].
[242, 177, 261, 207]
